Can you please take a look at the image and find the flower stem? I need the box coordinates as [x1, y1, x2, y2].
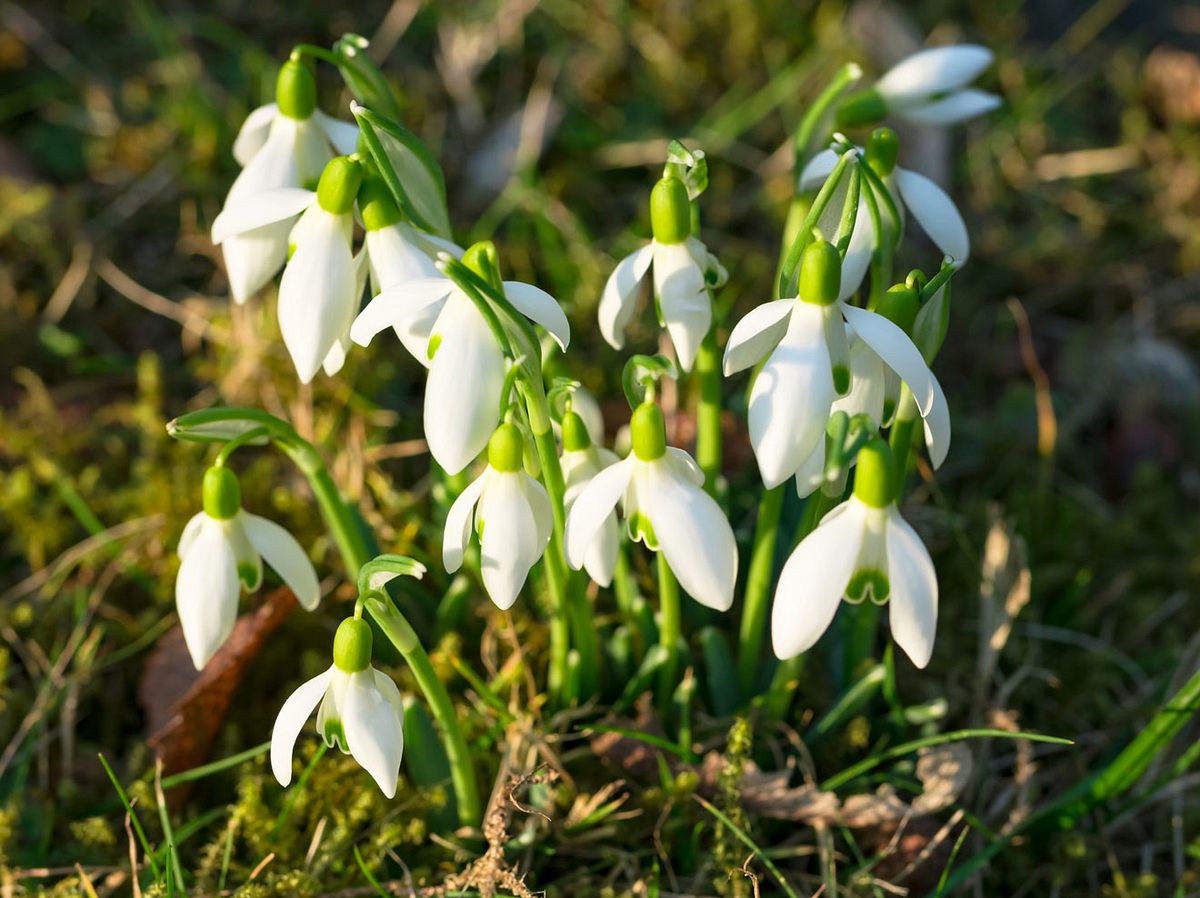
[888, 388, 919, 490]
[655, 552, 682, 709]
[693, 324, 723, 496]
[736, 483, 785, 695]
[524, 386, 600, 701]
[363, 592, 481, 827]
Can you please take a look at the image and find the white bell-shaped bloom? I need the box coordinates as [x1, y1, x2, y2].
[559, 411, 621, 587]
[598, 177, 726, 372]
[442, 424, 553, 609]
[565, 403, 737, 611]
[799, 146, 969, 300]
[176, 467, 319, 670]
[874, 45, 1000, 126]
[722, 241, 850, 489]
[772, 441, 938, 667]
[271, 619, 404, 798]
[215, 60, 359, 304]
[351, 263, 570, 475]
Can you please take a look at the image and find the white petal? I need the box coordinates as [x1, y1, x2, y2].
[278, 211, 357, 383]
[838, 202, 875, 301]
[748, 304, 836, 488]
[921, 372, 952, 469]
[314, 110, 362, 156]
[565, 458, 633, 571]
[343, 669, 405, 799]
[477, 473, 547, 610]
[424, 294, 506, 474]
[220, 224, 294, 305]
[583, 512, 620, 588]
[240, 512, 320, 610]
[771, 499, 867, 658]
[350, 275, 452, 360]
[177, 511, 207, 559]
[642, 460, 738, 611]
[840, 303, 936, 416]
[365, 225, 441, 296]
[893, 169, 969, 263]
[571, 388, 606, 446]
[270, 666, 333, 786]
[798, 148, 840, 192]
[599, 244, 654, 349]
[521, 475, 554, 549]
[723, 299, 794, 375]
[664, 447, 705, 487]
[503, 281, 571, 351]
[885, 508, 938, 668]
[232, 103, 279, 166]
[793, 438, 826, 499]
[876, 45, 994, 104]
[175, 518, 240, 670]
[653, 240, 711, 372]
[832, 338, 887, 425]
[900, 89, 1000, 125]
[442, 469, 488, 573]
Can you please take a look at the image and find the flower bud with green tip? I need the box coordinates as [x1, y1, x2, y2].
[176, 465, 320, 670]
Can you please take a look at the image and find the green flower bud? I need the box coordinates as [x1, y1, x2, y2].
[316, 156, 363, 215]
[202, 466, 241, 520]
[865, 127, 899, 177]
[462, 241, 501, 285]
[358, 177, 402, 231]
[276, 58, 317, 120]
[853, 439, 895, 509]
[333, 617, 373, 673]
[630, 402, 667, 461]
[835, 88, 887, 129]
[488, 422, 525, 472]
[798, 239, 842, 306]
[875, 283, 920, 333]
[561, 410, 592, 452]
[650, 177, 691, 245]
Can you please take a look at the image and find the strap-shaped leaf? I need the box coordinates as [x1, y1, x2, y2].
[353, 103, 452, 239]
[333, 34, 402, 121]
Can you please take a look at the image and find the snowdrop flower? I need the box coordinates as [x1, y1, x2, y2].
[791, 284, 951, 497]
[565, 401, 737, 611]
[442, 423, 553, 609]
[350, 250, 570, 474]
[772, 439, 938, 667]
[176, 466, 319, 670]
[358, 179, 465, 363]
[214, 156, 364, 383]
[215, 59, 359, 304]
[722, 240, 851, 489]
[838, 45, 999, 127]
[560, 410, 621, 587]
[599, 176, 726, 372]
[799, 130, 969, 301]
[271, 617, 404, 798]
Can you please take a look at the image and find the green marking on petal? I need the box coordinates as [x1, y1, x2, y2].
[321, 718, 348, 752]
[846, 569, 889, 604]
[237, 562, 260, 590]
[833, 364, 851, 396]
[426, 334, 442, 362]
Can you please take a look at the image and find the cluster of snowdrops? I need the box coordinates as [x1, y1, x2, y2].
[167, 35, 997, 809]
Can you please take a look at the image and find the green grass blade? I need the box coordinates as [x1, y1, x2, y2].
[158, 741, 270, 789]
[98, 753, 162, 882]
[694, 795, 800, 898]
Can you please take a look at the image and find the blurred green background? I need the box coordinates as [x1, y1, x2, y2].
[2, 0, 1199, 895]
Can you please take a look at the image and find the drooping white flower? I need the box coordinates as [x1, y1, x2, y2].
[214, 156, 365, 383]
[350, 258, 570, 475]
[559, 410, 621, 587]
[873, 45, 1000, 126]
[215, 59, 359, 304]
[722, 240, 850, 489]
[772, 440, 938, 667]
[271, 618, 404, 798]
[799, 138, 969, 301]
[599, 176, 726, 372]
[176, 466, 319, 670]
[565, 402, 737, 611]
[442, 423, 553, 609]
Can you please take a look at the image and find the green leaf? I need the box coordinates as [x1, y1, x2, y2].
[353, 104, 452, 239]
